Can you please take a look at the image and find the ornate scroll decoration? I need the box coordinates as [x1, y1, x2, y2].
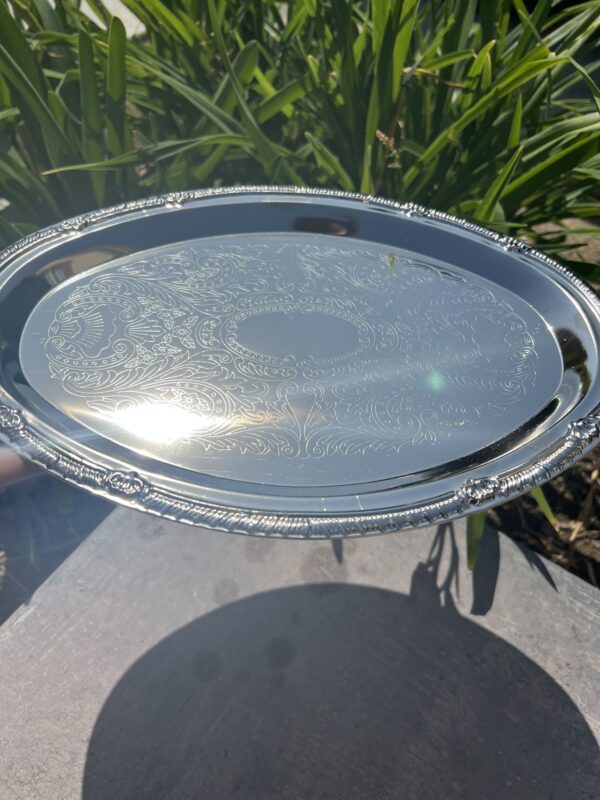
[0, 186, 599, 536]
[40, 237, 542, 462]
[0, 400, 599, 537]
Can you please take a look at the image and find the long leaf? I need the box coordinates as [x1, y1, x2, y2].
[214, 40, 260, 116]
[0, 2, 46, 95]
[123, 51, 241, 134]
[206, 0, 291, 178]
[255, 79, 308, 123]
[510, 0, 551, 66]
[474, 144, 523, 222]
[566, 56, 600, 114]
[106, 17, 127, 158]
[392, 0, 420, 101]
[371, 0, 391, 56]
[43, 135, 253, 173]
[120, 0, 198, 45]
[0, 44, 69, 167]
[530, 486, 557, 531]
[467, 511, 486, 570]
[404, 54, 568, 188]
[503, 131, 600, 208]
[78, 30, 104, 205]
[508, 91, 523, 148]
[31, 0, 64, 32]
[306, 132, 354, 191]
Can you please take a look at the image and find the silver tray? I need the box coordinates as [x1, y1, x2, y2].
[0, 187, 599, 538]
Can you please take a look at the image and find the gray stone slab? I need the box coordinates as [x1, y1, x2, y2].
[0, 509, 599, 800]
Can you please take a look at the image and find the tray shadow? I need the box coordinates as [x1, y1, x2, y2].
[82, 564, 599, 799]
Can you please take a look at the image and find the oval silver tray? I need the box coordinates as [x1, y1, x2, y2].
[0, 187, 599, 538]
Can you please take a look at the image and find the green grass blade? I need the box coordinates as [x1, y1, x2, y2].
[372, 0, 391, 56]
[123, 51, 240, 133]
[467, 511, 486, 570]
[43, 134, 253, 173]
[214, 40, 260, 116]
[424, 51, 474, 71]
[510, 0, 551, 65]
[306, 132, 354, 191]
[0, 149, 62, 216]
[530, 486, 557, 530]
[566, 56, 600, 114]
[404, 54, 567, 189]
[503, 131, 600, 208]
[47, 89, 78, 148]
[474, 145, 523, 222]
[80, 0, 111, 29]
[256, 78, 309, 123]
[0, 2, 46, 95]
[206, 0, 291, 178]
[0, 107, 19, 123]
[0, 44, 69, 166]
[361, 85, 378, 193]
[392, 0, 420, 100]
[106, 16, 127, 158]
[458, 39, 496, 112]
[191, 142, 229, 182]
[284, 0, 317, 41]
[508, 91, 523, 148]
[31, 0, 64, 31]
[121, 0, 197, 45]
[521, 113, 600, 152]
[78, 30, 105, 205]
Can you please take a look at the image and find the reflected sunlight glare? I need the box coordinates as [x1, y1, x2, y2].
[427, 370, 446, 392]
[109, 403, 221, 444]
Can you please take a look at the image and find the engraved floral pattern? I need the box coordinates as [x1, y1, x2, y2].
[35, 234, 545, 468]
[0, 187, 598, 535]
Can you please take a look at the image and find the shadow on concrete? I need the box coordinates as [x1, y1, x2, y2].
[426, 521, 557, 617]
[469, 525, 558, 616]
[0, 476, 113, 625]
[82, 556, 600, 799]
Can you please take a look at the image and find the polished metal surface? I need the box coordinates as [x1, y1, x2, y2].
[0, 187, 599, 537]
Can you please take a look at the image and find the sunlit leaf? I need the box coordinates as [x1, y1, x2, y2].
[530, 486, 558, 531]
[467, 511, 486, 570]
[474, 145, 523, 222]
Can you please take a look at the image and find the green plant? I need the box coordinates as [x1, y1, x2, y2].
[466, 487, 556, 569]
[0, 0, 598, 269]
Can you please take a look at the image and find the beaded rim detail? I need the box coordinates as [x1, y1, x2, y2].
[0, 185, 598, 538]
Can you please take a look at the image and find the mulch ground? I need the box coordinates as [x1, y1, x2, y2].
[489, 449, 600, 589]
[492, 222, 599, 589]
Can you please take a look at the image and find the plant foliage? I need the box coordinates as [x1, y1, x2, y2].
[0, 0, 599, 268]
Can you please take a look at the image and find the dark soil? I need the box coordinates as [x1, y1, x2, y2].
[493, 226, 599, 589]
[489, 449, 600, 589]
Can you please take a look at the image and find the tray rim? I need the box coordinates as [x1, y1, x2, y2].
[0, 184, 599, 538]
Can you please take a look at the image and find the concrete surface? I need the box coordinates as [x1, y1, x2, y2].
[81, 0, 145, 36]
[0, 508, 599, 799]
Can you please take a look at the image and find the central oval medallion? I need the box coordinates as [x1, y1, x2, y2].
[233, 308, 361, 364]
[20, 232, 563, 488]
